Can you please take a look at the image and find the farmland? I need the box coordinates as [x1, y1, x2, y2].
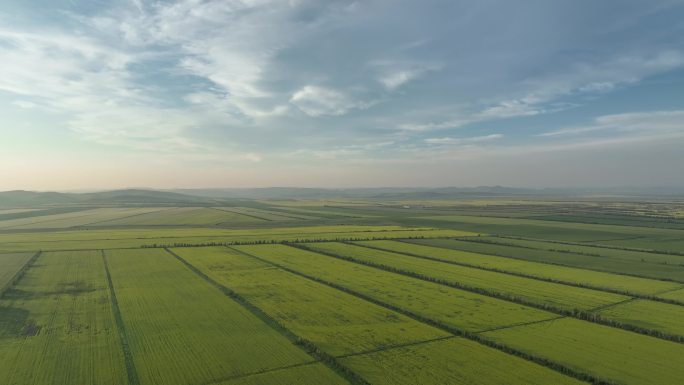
[1, 196, 684, 384]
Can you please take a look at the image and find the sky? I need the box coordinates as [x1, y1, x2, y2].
[1, 0, 683, 190]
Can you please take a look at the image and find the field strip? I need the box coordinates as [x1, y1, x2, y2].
[0, 251, 39, 298]
[102, 250, 140, 385]
[78, 207, 175, 227]
[104, 248, 323, 385]
[0, 227, 449, 244]
[493, 235, 684, 257]
[175, 246, 584, 383]
[474, 316, 567, 334]
[0, 250, 130, 385]
[212, 207, 273, 222]
[165, 248, 370, 385]
[0, 210, 105, 229]
[333, 335, 457, 359]
[293, 243, 684, 344]
[358, 240, 684, 306]
[431, 237, 684, 285]
[231, 246, 606, 385]
[202, 361, 319, 385]
[458, 236, 684, 266]
[0, 208, 157, 230]
[242, 209, 313, 221]
[480, 317, 684, 385]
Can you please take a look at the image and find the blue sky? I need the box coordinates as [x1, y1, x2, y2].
[1, 0, 683, 190]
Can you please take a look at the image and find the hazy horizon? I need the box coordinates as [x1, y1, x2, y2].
[2, 1, 683, 191]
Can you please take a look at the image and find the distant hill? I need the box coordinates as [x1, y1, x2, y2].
[2, 186, 682, 208]
[0, 189, 218, 208]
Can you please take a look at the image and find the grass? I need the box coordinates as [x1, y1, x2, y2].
[104, 248, 329, 385]
[0, 252, 33, 293]
[0, 226, 476, 252]
[173, 246, 448, 357]
[94, 207, 265, 226]
[0, 225, 476, 253]
[234, 244, 555, 333]
[0, 250, 128, 385]
[358, 240, 682, 296]
[215, 363, 351, 385]
[660, 288, 684, 302]
[217, 207, 316, 221]
[597, 299, 684, 337]
[0, 207, 167, 230]
[2, 199, 684, 384]
[339, 338, 585, 385]
[303, 242, 628, 312]
[409, 238, 684, 283]
[482, 318, 684, 385]
[472, 236, 684, 267]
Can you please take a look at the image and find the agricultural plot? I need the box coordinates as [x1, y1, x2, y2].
[599, 237, 684, 254]
[0, 208, 40, 215]
[173, 246, 448, 357]
[2, 198, 684, 385]
[0, 250, 128, 385]
[104, 248, 330, 385]
[409, 238, 684, 282]
[469, 236, 684, 266]
[357, 240, 681, 296]
[216, 363, 350, 385]
[0, 252, 33, 293]
[268, 206, 378, 218]
[217, 207, 316, 221]
[482, 318, 684, 385]
[339, 338, 584, 385]
[416, 214, 684, 244]
[0, 226, 475, 253]
[93, 207, 264, 226]
[303, 242, 628, 312]
[0, 207, 167, 230]
[597, 299, 684, 337]
[234, 244, 556, 333]
[660, 288, 684, 302]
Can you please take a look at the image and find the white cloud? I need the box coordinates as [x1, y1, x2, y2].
[290, 85, 374, 117]
[540, 110, 684, 137]
[424, 134, 503, 145]
[11, 100, 37, 109]
[399, 50, 684, 132]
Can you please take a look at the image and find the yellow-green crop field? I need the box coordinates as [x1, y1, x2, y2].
[1, 201, 683, 385]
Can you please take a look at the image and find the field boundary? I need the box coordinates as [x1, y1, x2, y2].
[232, 246, 611, 385]
[211, 207, 273, 222]
[292, 243, 684, 344]
[76, 207, 177, 227]
[334, 335, 456, 360]
[360, 240, 684, 307]
[102, 250, 140, 385]
[201, 360, 319, 385]
[0, 251, 41, 298]
[440, 237, 684, 285]
[490, 234, 684, 258]
[165, 247, 370, 385]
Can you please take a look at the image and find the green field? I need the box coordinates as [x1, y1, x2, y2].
[409, 237, 684, 282]
[483, 318, 684, 385]
[172, 246, 448, 357]
[234, 244, 556, 332]
[339, 338, 584, 385]
[1, 198, 683, 384]
[0, 252, 33, 293]
[357, 240, 682, 295]
[104, 248, 331, 385]
[303, 241, 628, 311]
[0, 251, 128, 385]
